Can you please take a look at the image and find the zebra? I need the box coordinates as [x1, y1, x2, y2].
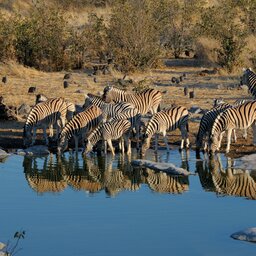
[241, 68, 256, 98]
[102, 86, 163, 115]
[83, 119, 131, 156]
[57, 105, 103, 154]
[83, 93, 137, 122]
[196, 98, 251, 153]
[110, 110, 142, 152]
[141, 105, 189, 156]
[209, 100, 256, 154]
[23, 97, 68, 147]
[35, 93, 76, 122]
[196, 104, 232, 153]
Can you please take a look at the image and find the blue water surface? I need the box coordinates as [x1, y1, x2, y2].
[0, 149, 255, 256]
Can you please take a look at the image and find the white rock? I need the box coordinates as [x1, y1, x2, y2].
[0, 242, 6, 250]
[231, 227, 256, 242]
[0, 149, 10, 161]
[17, 145, 50, 156]
[235, 153, 256, 171]
[131, 159, 190, 176]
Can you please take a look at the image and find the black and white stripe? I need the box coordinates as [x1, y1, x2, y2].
[83, 119, 131, 156]
[241, 68, 256, 98]
[23, 97, 68, 147]
[196, 104, 232, 152]
[57, 105, 102, 153]
[102, 86, 163, 115]
[210, 100, 256, 153]
[83, 93, 136, 122]
[141, 106, 189, 156]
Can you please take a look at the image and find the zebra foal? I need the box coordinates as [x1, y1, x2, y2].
[141, 106, 189, 156]
[23, 97, 67, 147]
[57, 105, 102, 154]
[83, 119, 131, 156]
[102, 86, 163, 115]
[209, 100, 256, 154]
[83, 93, 136, 122]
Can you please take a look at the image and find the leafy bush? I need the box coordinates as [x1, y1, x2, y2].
[107, 0, 160, 73]
[199, 1, 247, 72]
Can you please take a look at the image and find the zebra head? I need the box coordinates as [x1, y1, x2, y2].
[209, 134, 219, 155]
[140, 134, 151, 157]
[83, 139, 93, 155]
[102, 85, 113, 103]
[240, 68, 252, 86]
[23, 125, 33, 147]
[57, 133, 68, 154]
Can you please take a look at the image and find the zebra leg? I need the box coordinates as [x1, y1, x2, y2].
[232, 129, 237, 143]
[162, 131, 170, 153]
[74, 136, 78, 154]
[252, 122, 256, 145]
[154, 134, 159, 153]
[42, 125, 49, 145]
[243, 128, 248, 139]
[32, 126, 37, 146]
[49, 124, 54, 138]
[226, 129, 233, 153]
[124, 134, 131, 155]
[107, 139, 115, 156]
[217, 132, 225, 151]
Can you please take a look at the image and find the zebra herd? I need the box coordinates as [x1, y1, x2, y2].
[22, 68, 256, 156]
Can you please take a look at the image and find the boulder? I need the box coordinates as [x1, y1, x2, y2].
[17, 103, 31, 116]
[131, 159, 190, 176]
[17, 145, 50, 156]
[231, 227, 256, 243]
[0, 149, 10, 161]
[234, 153, 256, 171]
[0, 242, 6, 250]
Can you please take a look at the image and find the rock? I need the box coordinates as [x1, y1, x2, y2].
[28, 86, 36, 93]
[0, 252, 6, 256]
[0, 102, 18, 121]
[0, 149, 10, 161]
[17, 145, 50, 156]
[17, 103, 31, 116]
[231, 227, 256, 243]
[234, 153, 256, 171]
[63, 80, 69, 89]
[0, 242, 6, 250]
[131, 159, 190, 176]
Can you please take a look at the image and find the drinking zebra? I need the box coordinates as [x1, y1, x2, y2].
[23, 97, 68, 147]
[83, 93, 137, 122]
[196, 104, 232, 153]
[35, 93, 76, 121]
[83, 119, 131, 156]
[102, 86, 163, 115]
[241, 68, 256, 98]
[141, 105, 189, 156]
[209, 100, 256, 153]
[57, 105, 103, 154]
[110, 111, 142, 152]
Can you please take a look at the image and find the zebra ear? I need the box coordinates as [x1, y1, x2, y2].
[249, 67, 252, 71]
[84, 94, 89, 99]
[242, 67, 246, 72]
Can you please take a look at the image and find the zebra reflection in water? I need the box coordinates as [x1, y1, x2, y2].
[196, 154, 256, 200]
[23, 152, 190, 196]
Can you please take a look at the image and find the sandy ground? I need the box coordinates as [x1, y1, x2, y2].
[0, 59, 254, 157]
